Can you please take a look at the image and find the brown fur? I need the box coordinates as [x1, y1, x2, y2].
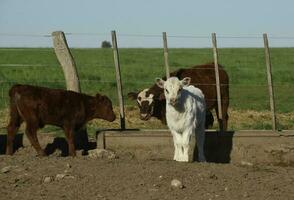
[6, 84, 116, 156]
[128, 63, 229, 130]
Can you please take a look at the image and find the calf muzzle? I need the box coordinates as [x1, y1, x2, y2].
[140, 113, 151, 120]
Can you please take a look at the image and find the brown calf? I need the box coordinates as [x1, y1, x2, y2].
[6, 84, 116, 156]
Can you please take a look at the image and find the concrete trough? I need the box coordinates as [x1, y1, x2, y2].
[96, 129, 294, 165]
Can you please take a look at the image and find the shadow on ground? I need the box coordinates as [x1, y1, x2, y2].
[0, 133, 24, 155]
[44, 129, 97, 156]
[0, 130, 96, 156]
[194, 131, 234, 163]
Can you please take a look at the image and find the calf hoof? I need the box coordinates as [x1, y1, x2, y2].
[69, 152, 76, 157]
[5, 147, 13, 155]
[198, 153, 206, 162]
[188, 155, 194, 163]
[6, 152, 13, 156]
[198, 158, 206, 163]
[176, 157, 189, 162]
[37, 150, 47, 157]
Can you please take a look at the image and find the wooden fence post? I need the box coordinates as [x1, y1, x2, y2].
[111, 30, 126, 130]
[263, 33, 277, 131]
[52, 31, 88, 151]
[211, 33, 224, 132]
[162, 32, 170, 78]
[52, 31, 81, 92]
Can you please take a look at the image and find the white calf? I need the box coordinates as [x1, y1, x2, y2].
[155, 77, 206, 162]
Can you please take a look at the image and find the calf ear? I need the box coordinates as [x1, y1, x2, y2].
[155, 78, 165, 89]
[96, 93, 102, 98]
[127, 92, 138, 100]
[181, 77, 191, 86]
[96, 93, 105, 101]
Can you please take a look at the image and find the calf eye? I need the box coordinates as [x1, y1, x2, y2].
[165, 89, 169, 94]
[138, 97, 142, 101]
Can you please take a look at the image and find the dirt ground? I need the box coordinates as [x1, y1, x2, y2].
[1, 134, 294, 200]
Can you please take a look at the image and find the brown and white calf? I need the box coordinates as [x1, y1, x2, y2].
[128, 63, 229, 131]
[6, 84, 116, 156]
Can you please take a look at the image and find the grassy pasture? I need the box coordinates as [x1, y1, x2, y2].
[0, 47, 293, 131]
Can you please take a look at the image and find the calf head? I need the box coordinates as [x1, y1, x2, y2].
[94, 94, 116, 122]
[128, 89, 157, 120]
[155, 77, 191, 106]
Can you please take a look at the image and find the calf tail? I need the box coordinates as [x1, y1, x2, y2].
[8, 84, 21, 97]
[8, 86, 23, 122]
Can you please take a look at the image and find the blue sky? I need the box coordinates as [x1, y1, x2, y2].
[1, 0, 294, 47]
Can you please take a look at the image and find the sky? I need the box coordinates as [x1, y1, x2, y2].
[1, 0, 294, 48]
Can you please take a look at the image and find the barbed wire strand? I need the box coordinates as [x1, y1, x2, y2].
[2, 32, 294, 40]
[1, 79, 292, 86]
[2, 63, 294, 73]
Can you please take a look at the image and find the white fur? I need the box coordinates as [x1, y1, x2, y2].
[156, 77, 206, 162]
[137, 89, 154, 106]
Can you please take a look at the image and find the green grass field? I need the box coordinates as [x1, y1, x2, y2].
[0, 47, 294, 130]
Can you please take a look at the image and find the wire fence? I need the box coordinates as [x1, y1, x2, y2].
[2, 32, 294, 47]
[0, 32, 294, 130]
[3, 32, 294, 39]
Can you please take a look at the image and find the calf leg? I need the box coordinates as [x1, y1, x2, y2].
[222, 99, 229, 131]
[215, 100, 229, 132]
[171, 131, 182, 161]
[173, 137, 178, 161]
[64, 126, 76, 157]
[182, 129, 195, 162]
[6, 103, 23, 155]
[196, 125, 206, 162]
[222, 113, 229, 132]
[25, 123, 45, 156]
[171, 130, 192, 162]
[6, 121, 21, 155]
[215, 107, 225, 133]
[175, 144, 185, 162]
[188, 133, 196, 162]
